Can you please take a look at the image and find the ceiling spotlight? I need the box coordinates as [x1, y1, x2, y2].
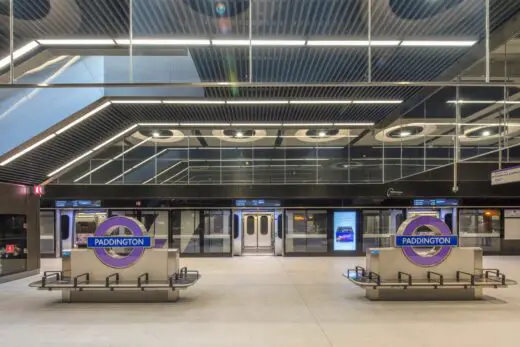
[236, 131, 244, 138]
[482, 130, 491, 136]
[152, 132, 160, 138]
[399, 131, 411, 137]
[318, 131, 327, 137]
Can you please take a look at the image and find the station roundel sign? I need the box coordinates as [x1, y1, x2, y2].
[93, 216, 147, 268]
[398, 216, 453, 267]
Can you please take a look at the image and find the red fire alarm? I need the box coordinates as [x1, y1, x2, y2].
[33, 185, 44, 196]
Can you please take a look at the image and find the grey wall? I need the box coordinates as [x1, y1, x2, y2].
[0, 182, 40, 272]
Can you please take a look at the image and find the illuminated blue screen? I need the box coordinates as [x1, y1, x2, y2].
[333, 211, 357, 251]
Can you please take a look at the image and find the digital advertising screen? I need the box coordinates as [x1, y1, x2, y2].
[333, 211, 357, 251]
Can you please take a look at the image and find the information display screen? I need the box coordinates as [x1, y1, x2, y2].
[333, 211, 357, 251]
[412, 199, 458, 207]
[234, 199, 281, 207]
[55, 200, 102, 208]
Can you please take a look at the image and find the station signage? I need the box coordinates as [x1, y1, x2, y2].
[491, 165, 520, 185]
[87, 236, 152, 248]
[396, 235, 458, 247]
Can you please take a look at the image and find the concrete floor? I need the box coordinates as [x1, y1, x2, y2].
[1, 256, 520, 347]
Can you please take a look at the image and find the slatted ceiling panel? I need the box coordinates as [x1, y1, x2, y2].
[0, 106, 134, 185]
[371, 48, 468, 82]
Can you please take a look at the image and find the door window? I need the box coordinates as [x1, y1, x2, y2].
[246, 216, 255, 235]
[260, 216, 269, 235]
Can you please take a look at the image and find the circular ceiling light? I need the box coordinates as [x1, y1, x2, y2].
[133, 129, 186, 144]
[331, 161, 363, 170]
[375, 123, 437, 143]
[295, 129, 349, 143]
[459, 125, 520, 143]
[212, 129, 267, 143]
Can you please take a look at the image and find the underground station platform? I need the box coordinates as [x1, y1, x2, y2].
[4, 0, 520, 346]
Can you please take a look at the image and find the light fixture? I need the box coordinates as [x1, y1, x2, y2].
[56, 101, 111, 135]
[92, 125, 139, 151]
[106, 149, 168, 184]
[37, 39, 115, 45]
[318, 131, 327, 137]
[352, 100, 403, 104]
[179, 123, 231, 127]
[0, 41, 40, 69]
[235, 131, 244, 138]
[142, 162, 183, 184]
[333, 122, 374, 126]
[447, 100, 520, 105]
[111, 100, 162, 104]
[399, 131, 412, 137]
[227, 100, 289, 104]
[47, 150, 93, 177]
[163, 100, 225, 104]
[251, 40, 306, 46]
[400, 40, 476, 47]
[139, 123, 180, 127]
[283, 123, 334, 127]
[152, 132, 160, 138]
[0, 133, 56, 166]
[289, 100, 352, 104]
[74, 137, 151, 182]
[482, 130, 491, 136]
[231, 123, 283, 127]
[307, 40, 400, 46]
[212, 39, 250, 46]
[115, 39, 210, 45]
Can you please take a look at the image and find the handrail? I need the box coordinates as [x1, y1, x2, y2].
[456, 271, 475, 286]
[427, 271, 444, 286]
[398, 271, 412, 286]
[483, 269, 501, 278]
[105, 273, 119, 288]
[73, 273, 90, 287]
[368, 271, 381, 285]
[355, 266, 366, 277]
[137, 273, 149, 288]
[41, 271, 62, 287]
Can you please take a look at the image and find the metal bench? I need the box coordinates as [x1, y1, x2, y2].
[29, 267, 201, 292]
[344, 266, 517, 290]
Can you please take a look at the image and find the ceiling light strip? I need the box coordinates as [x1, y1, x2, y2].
[115, 39, 210, 45]
[163, 100, 226, 104]
[142, 161, 183, 184]
[106, 149, 168, 184]
[47, 150, 93, 177]
[0, 41, 40, 69]
[37, 39, 115, 45]
[0, 134, 56, 166]
[74, 137, 152, 183]
[56, 101, 111, 134]
[161, 167, 189, 184]
[111, 100, 162, 104]
[447, 100, 520, 104]
[307, 40, 400, 47]
[400, 40, 476, 47]
[92, 125, 139, 151]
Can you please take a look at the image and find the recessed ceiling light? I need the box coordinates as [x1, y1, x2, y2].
[289, 100, 352, 104]
[0, 133, 56, 166]
[318, 131, 327, 137]
[235, 131, 244, 138]
[399, 131, 412, 137]
[163, 100, 225, 104]
[227, 100, 289, 105]
[56, 101, 111, 135]
[482, 130, 491, 136]
[152, 132, 160, 138]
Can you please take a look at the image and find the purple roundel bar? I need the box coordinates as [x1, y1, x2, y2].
[94, 216, 145, 268]
[400, 216, 453, 267]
